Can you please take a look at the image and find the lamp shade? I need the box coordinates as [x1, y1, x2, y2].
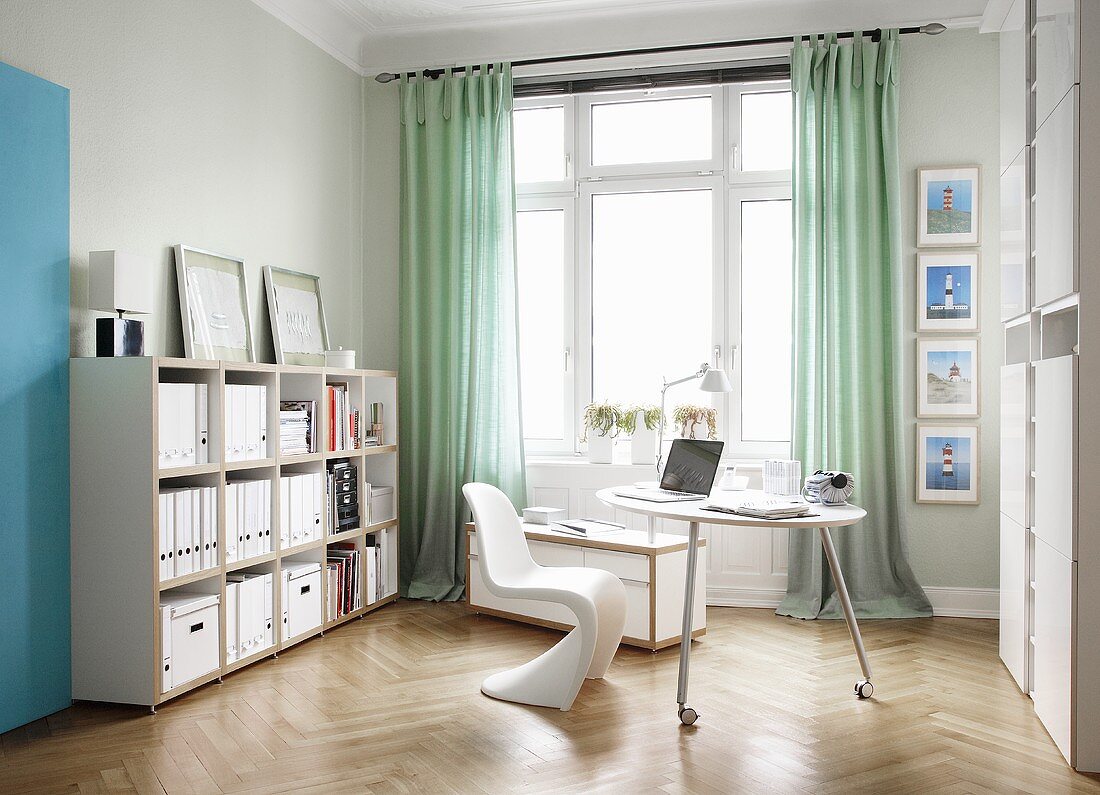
[699, 367, 733, 393]
[88, 250, 151, 314]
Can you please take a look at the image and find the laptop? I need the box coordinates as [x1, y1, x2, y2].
[614, 439, 724, 502]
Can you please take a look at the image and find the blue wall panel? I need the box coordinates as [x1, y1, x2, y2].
[0, 60, 70, 733]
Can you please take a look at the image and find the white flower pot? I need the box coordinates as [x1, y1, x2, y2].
[680, 419, 709, 440]
[631, 425, 657, 465]
[587, 433, 614, 464]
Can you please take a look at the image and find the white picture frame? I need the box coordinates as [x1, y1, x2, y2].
[917, 337, 980, 418]
[918, 165, 981, 247]
[263, 266, 330, 366]
[918, 251, 979, 332]
[174, 245, 255, 362]
[916, 423, 979, 504]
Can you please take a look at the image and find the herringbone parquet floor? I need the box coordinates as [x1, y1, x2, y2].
[3, 602, 1099, 794]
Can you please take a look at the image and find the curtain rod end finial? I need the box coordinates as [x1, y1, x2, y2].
[375, 72, 400, 83]
[920, 22, 947, 35]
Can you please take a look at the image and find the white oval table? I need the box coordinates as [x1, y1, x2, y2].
[597, 488, 870, 726]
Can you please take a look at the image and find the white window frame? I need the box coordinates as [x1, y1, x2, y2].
[576, 86, 724, 180]
[515, 195, 577, 454]
[577, 174, 726, 435]
[515, 80, 793, 459]
[514, 96, 575, 195]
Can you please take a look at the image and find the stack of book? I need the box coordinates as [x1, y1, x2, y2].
[278, 400, 316, 455]
[325, 383, 361, 451]
[365, 530, 391, 604]
[326, 542, 361, 620]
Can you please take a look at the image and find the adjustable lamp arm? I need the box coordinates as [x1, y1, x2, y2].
[656, 363, 713, 474]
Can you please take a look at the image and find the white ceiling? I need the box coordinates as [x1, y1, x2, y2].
[251, 0, 992, 76]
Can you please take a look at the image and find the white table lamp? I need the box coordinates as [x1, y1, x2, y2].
[89, 250, 151, 356]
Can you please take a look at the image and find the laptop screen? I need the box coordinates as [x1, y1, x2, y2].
[660, 439, 724, 495]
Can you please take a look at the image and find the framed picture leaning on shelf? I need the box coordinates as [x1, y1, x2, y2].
[916, 423, 979, 504]
[917, 337, 979, 418]
[917, 165, 981, 247]
[263, 265, 330, 365]
[174, 245, 256, 362]
[918, 251, 979, 332]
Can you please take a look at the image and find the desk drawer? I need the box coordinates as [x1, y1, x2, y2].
[623, 580, 650, 640]
[584, 548, 649, 583]
[467, 532, 584, 568]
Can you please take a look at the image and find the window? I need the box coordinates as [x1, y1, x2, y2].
[515, 83, 793, 458]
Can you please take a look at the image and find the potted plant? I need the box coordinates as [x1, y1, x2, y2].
[621, 404, 662, 465]
[674, 404, 717, 440]
[582, 401, 622, 463]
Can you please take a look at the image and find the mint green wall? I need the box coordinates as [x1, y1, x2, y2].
[0, 60, 70, 733]
[899, 29, 1001, 590]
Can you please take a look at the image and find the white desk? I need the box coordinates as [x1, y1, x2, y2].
[597, 488, 869, 726]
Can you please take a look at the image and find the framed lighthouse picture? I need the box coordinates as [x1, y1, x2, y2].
[917, 424, 980, 504]
[917, 338, 980, 417]
[918, 251, 979, 332]
[918, 166, 981, 247]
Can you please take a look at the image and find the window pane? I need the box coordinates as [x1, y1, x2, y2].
[740, 91, 792, 172]
[740, 199, 792, 442]
[592, 190, 713, 409]
[591, 97, 712, 166]
[516, 209, 566, 440]
[514, 106, 565, 184]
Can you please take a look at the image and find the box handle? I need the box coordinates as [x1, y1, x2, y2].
[300, 584, 311, 595]
[190, 621, 204, 633]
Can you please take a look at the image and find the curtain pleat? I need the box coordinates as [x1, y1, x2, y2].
[778, 32, 932, 619]
[398, 64, 526, 601]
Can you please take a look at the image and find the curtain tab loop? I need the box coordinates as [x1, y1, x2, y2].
[443, 67, 453, 120]
[415, 71, 426, 125]
[852, 30, 863, 88]
[481, 63, 492, 117]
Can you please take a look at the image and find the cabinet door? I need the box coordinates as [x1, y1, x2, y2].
[1001, 148, 1029, 320]
[1034, 0, 1077, 130]
[1001, 363, 1029, 525]
[1032, 356, 1076, 559]
[1032, 535, 1074, 763]
[1001, 0, 1028, 174]
[999, 514, 1030, 692]
[1033, 87, 1078, 307]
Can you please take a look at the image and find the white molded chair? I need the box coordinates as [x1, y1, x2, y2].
[462, 482, 627, 711]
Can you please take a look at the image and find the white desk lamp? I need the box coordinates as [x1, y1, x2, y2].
[89, 250, 151, 356]
[655, 362, 733, 474]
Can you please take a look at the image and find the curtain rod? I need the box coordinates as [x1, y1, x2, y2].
[373, 23, 946, 83]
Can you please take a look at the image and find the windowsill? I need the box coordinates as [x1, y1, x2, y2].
[526, 453, 765, 470]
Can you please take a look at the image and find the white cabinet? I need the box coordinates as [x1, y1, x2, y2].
[1001, 0, 1029, 173]
[1001, 148, 1029, 320]
[1034, 0, 1077, 129]
[1032, 535, 1074, 760]
[467, 524, 706, 650]
[999, 514, 1029, 692]
[1000, 363, 1030, 525]
[1032, 356, 1076, 559]
[1033, 88, 1078, 307]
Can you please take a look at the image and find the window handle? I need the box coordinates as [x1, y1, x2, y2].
[713, 345, 721, 369]
[564, 153, 572, 179]
[564, 347, 571, 373]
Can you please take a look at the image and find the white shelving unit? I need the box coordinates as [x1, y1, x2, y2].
[993, 0, 1098, 772]
[70, 357, 400, 708]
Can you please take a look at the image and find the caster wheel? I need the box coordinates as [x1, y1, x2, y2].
[678, 705, 699, 725]
[854, 680, 874, 699]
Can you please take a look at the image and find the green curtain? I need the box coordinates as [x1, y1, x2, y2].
[778, 32, 932, 619]
[398, 64, 527, 601]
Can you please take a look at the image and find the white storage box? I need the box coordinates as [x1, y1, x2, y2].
[368, 485, 395, 524]
[160, 592, 220, 693]
[282, 562, 322, 639]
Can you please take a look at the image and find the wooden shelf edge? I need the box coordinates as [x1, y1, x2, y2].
[326, 527, 365, 544]
[278, 452, 323, 464]
[224, 362, 277, 374]
[363, 594, 398, 614]
[280, 539, 324, 556]
[363, 518, 398, 535]
[224, 645, 277, 674]
[362, 444, 397, 456]
[159, 567, 221, 592]
[225, 458, 277, 472]
[159, 462, 220, 479]
[279, 626, 323, 652]
[226, 551, 277, 572]
[156, 357, 221, 371]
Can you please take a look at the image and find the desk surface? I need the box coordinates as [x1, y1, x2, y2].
[597, 488, 866, 528]
[465, 521, 704, 555]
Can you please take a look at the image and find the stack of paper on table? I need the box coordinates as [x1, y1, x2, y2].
[704, 497, 812, 520]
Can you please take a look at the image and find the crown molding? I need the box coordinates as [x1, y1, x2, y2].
[251, 0, 368, 74]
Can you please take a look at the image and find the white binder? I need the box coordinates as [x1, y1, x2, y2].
[196, 383, 209, 464]
[189, 488, 201, 572]
[310, 473, 323, 541]
[279, 477, 290, 547]
[244, 386, 260, 460]
[290, 474, 304, 545]
[198, 487, 212, 570]
[225, 579, 239, 661]
[173, 489, 192, 576]
[258, 385, 268, 459]
[223, 385, 234, 462]
[158, 492, 172, 581]
[160, 598, 173, 691]
[365, 545, 377, 605]
[158, 383, 177, 468]
[177, 383, 198, 467]
[225, 482, 238, 562]
[237, 575, 254, 656]
[262, 572, 274, 649]
[243, 481, 257, 559]
[232, 385, 247, 462]
[207, 486, 218, 566]
[262, 479, 272, 553]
